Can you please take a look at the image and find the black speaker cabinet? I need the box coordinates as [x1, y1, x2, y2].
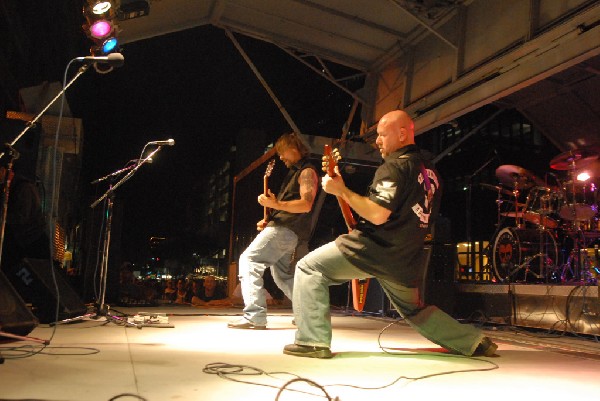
[362, 243, 457, 316]
[4, 258, 87, 323]
[423, 243, 457, 315]
[0, 270, 38, 336]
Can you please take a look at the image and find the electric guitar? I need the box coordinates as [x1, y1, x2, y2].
[323, 144, 370, 312]
[259, 159, 276, 230]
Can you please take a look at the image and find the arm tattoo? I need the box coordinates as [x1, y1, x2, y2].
[299, 168, 317, 203]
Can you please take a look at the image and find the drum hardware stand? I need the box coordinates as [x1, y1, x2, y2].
[535, 211, 555, 283]
[557, 229, 596, 284]
[52, 146, 162, 328]
[559, 168, 593, 284]
[513, 256, 540, 282]
[578, 248, 596, 284]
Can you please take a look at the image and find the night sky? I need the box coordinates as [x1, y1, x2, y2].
[0, 1, 362, 266]
[58, 21, 362, 264]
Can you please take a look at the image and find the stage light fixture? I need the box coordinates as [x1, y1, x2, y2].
[83, 0, 120, 59]
[89, 19, 113, 39]
[101, 37, 119, 53]
[91, 1, 112, 15]
[576, 172, 590, 182]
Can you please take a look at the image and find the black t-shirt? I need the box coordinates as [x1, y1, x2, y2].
[336, 144, 442, 287]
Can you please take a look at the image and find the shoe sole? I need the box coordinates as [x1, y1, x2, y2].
[227, 324, 266, 330]
[283, 349, 333, 359]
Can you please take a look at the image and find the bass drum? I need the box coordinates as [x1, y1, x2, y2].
[492, 227, 558, 283]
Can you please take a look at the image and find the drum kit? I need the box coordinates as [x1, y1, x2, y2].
[484, 147, 599, 284]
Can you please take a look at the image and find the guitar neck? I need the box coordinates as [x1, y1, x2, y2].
[263, 176, 269, 221]
[336, 196, 357, 231]
[324, 144, 357, 231]
[323, 144, 367, 313]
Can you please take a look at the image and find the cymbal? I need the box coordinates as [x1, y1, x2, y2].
[550, 147, 599, 170]
[495, 165, 543, 189]
[479, 183, 513, 196]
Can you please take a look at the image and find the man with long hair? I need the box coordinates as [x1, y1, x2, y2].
[228, 132, 319, 330]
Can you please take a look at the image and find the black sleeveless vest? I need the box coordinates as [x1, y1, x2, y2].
[268, 158, 317, 241]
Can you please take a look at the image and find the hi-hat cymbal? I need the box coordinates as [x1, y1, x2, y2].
[550, 147, 599, 170]
[479, 183, 513, 196]
[495, 165, 543, 189]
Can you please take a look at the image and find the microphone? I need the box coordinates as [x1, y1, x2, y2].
[148, 139, 175, 146]
[75, 53, 124, 67]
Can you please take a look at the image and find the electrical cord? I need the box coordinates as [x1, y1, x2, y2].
[204, 318, 500, 399]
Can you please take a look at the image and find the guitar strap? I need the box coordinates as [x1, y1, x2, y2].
[419, 162, 433, 204]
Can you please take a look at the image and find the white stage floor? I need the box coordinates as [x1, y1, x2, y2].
[1, 303, 600, 401]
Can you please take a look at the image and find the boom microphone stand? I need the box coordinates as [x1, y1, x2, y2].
[0, 65, 90, 270]
[0, 64, 91, 342]
[55, 147, 162, 328]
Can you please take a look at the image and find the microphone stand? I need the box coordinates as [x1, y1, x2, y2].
[0, 65, 89, 270]
[53, 150, 158, 328]
[0, 65, 91, 343]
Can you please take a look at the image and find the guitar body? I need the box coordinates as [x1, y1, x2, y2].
[323, 144, 370, 312]
[351, 279, 370, 312]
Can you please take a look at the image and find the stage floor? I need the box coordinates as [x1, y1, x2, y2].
[1, 303, 600, 401]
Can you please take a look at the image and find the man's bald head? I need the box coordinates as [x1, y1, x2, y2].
[375, 110, 415, 157]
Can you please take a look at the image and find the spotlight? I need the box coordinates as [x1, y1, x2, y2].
[91, 1, 112, 14]
[83, 1, 121, 59]
[101, 37, 119, 53]
[576, 172, 590, 182]
[89, 19, 113, 39]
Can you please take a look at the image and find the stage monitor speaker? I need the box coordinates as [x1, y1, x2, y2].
[422, 243, 457, 315]
[4, 258, 87, 324]
[0, 270, 38, 336]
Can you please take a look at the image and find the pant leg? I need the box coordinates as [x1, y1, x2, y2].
[378, 279, 484, 356]
[270, 238, 311, 301]
[271, 252, 295, 301]
[238, 226, 298, 325]
[293, 242, 371, 348]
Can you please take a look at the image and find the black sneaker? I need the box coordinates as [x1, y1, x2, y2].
[227, 318, 266, 330]
[283, 344, 333, 359]
[473, 337, 498, 357]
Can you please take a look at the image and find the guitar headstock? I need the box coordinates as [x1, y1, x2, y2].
[322, 144, 341, 177]
[264, 159, 276, 178]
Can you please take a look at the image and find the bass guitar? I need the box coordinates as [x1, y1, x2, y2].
[323, 144, 370, 312]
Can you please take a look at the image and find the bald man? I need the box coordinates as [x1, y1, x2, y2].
[283, 110, 497, 359]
